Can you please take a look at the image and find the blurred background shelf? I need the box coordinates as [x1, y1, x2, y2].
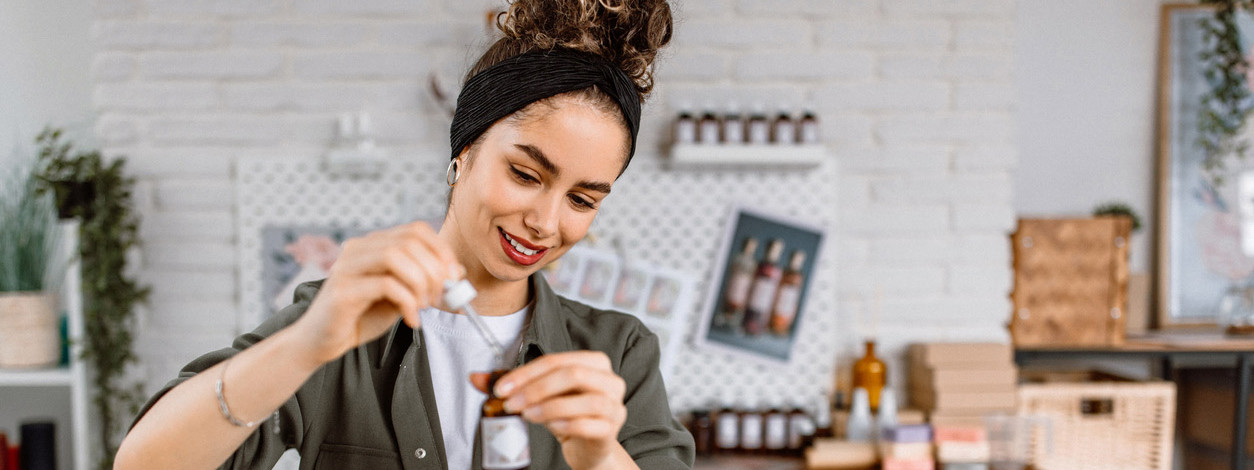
[667, 143, 827, 169]
[0, 368, 73, 387]
[0, 221, 91, 470]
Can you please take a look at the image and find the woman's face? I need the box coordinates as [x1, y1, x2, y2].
[447, 97, 628, 284]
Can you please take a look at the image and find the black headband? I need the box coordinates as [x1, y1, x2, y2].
[449, 48, 641, 165]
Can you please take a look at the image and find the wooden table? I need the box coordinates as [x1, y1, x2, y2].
[1015, 331, 1254, 470]
[693, 455, 805, 470]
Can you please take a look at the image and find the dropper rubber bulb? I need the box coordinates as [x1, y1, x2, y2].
[442, 279, 507, 366]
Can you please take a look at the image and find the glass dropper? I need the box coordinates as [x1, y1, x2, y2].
[443, 279, 507, 367]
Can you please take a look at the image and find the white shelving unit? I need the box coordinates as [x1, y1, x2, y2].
[0, 221, 91, 470]
[666, 143, 827, 169]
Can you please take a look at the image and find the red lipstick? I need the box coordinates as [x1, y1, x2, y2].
[498, 228, 548, 266]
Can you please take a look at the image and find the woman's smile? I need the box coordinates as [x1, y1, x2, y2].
[499, 227, 548, 265]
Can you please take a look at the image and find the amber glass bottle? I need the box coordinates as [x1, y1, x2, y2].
[852, 340, 887, 412]
[482, 370, 531, 470]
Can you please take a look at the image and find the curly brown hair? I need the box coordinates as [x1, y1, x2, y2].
[465, 0, 673, 103]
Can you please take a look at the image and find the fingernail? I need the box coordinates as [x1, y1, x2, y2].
[522, 406, 540, 420]
[448, 265, 461, 279]
[495, 380, 514, 397]
[549, 420, 569, 432]
[504, 396, 524, 413]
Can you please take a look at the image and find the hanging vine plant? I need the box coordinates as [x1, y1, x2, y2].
[1198, 0, 1254, 183]
[35, 128, 149, 470]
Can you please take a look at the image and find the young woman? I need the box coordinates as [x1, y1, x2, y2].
[114, 0, 691, 469]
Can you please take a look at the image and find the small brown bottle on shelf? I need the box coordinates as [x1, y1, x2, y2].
[482, 370, 531, 470]
[714, 396, 740, 454]
[812, 394, 834, 439]
[738, 401, 764, 455]
[675, 110, 697, 145]
[763, 403, 790, 455]
[698, 110, 721, 145]
[771, 108, 796, 145]
[747, 104, 770, 145]
[689, 410, 713, 456]
[852, 339, 887, 412]
[799, 110, 820, 144]
[769, 250, 807, 336]
[786, 401, 815, 456]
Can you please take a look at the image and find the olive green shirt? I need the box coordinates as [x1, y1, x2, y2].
[135, 274, 695, 470]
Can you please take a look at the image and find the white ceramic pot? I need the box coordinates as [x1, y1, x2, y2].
[0, 291, 60, 368]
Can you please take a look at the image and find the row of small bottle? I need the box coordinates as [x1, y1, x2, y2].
[675, 108, 820, 146]
[684, 395, 832, 456]
[715, 238, 808, 336]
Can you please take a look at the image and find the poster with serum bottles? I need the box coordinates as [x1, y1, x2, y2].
[695, 206, 825, 363]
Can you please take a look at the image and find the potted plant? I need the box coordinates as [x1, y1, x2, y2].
[0, 153, 62, 368]
[36, 128, 149, 469]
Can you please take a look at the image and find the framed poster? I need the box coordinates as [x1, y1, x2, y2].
[1157, 4, 1254, 326]
[694, 206, 824, 363]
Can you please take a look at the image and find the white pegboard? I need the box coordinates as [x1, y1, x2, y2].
[235, 153, 841, 412]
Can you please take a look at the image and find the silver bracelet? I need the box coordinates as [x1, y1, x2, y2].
[215, 358, 263, 428]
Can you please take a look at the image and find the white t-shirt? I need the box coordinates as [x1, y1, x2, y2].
[419, 304, 530, 470]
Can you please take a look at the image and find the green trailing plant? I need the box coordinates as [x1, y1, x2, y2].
[0, 156, 60, 293]
[1199, 0, 1254, 183]
[35, 128, 149, 470]
[1093, 202, 1143, 233]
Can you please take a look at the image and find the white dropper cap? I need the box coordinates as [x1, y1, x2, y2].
[443, 279, 477, 310]
[442, 279, 507, 364]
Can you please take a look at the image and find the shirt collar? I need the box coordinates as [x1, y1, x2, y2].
[377, 272, 574, 367]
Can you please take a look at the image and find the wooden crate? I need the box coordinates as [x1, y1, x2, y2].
[1018, 381, 1176, 470]
[1010, 217, 1132, 346]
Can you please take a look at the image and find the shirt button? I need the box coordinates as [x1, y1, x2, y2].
[414, 448, 427, 459]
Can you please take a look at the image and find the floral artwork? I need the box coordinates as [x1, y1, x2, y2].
[262, 226, 366, 316]
[1160, 5, 1254, 324]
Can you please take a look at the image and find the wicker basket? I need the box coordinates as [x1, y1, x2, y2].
[0, 292, 60, 368]
[1018, 382, 1175, 470]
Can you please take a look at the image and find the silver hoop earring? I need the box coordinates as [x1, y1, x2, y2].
[446, 159, 460, 186]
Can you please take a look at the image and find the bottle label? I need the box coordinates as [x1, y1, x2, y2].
[724, 123, 745, 144]
[716, 414, 739, 449]
[700, 121, 721, 144]
[482, 416, 530, 469]
[774, 122, 796, 144]
[801, 122, 819, 144]
[676, 121, 697, 144]
[724, 270, 754, 309]
[788, 414, 813, 449]
[748, 277, 778, 314]
[749, 122, 770, 145]
[772, 285, 800, 322]
[741, 415, 763, 449]
[765, 414, 788, 449]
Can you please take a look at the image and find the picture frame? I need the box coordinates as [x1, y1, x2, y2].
[1156, 4, 1254, 327]
[694, 205, 825, 363]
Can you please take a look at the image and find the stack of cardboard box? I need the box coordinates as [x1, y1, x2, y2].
[909, 342, 1018, 428]
[934, 425, 991, 469]
[879, 424, 934, 470]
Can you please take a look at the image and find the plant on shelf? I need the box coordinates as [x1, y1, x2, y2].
[0, 150, 63, 369]
[1199, 0, 1254, 183]
[1092, 202, 1143, 233]
[35, 128, 150, 470]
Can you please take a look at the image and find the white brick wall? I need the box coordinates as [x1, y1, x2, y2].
[92, 0, 1017, 398]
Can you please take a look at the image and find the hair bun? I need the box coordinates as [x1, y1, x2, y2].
[496, 0, 673, 100]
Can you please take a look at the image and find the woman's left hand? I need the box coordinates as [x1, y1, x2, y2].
[472, 351, 636, 470]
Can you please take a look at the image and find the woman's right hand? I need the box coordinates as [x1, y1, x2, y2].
[290, 221, 463, 365]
